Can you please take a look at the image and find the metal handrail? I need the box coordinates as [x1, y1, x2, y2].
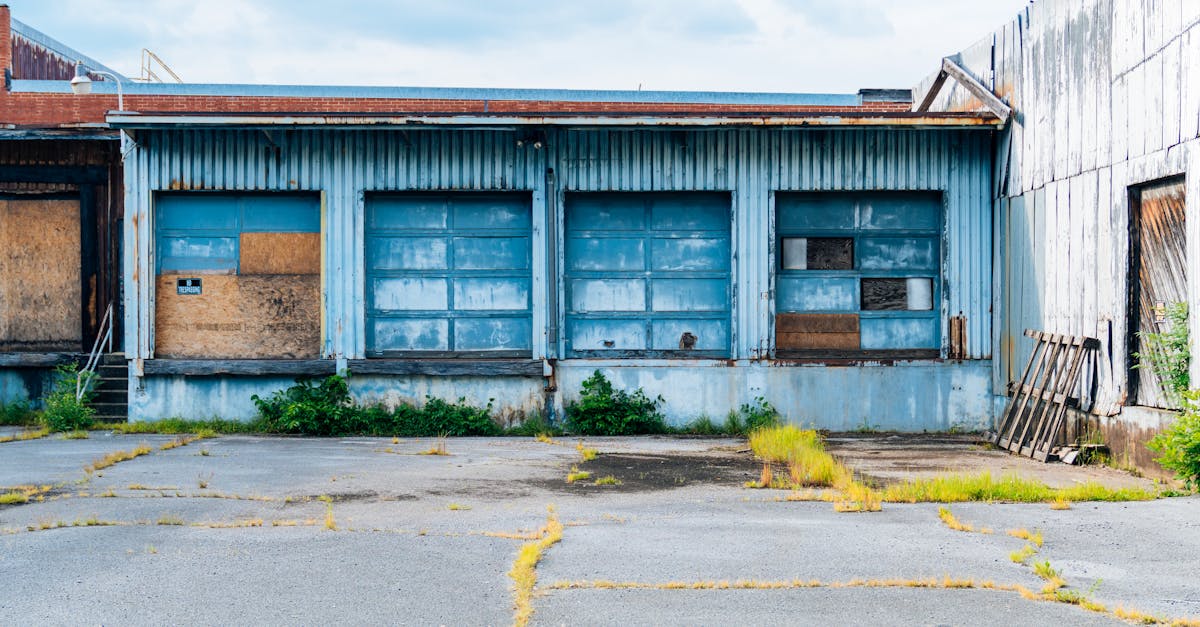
[77, 304, 114, 402]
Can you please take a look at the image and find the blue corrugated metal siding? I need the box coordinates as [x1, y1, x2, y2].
[125, 128, 993, 369]
[364, 193, 533, 355]
[563, 192, 731, 356]
[121, 126, 993, 422]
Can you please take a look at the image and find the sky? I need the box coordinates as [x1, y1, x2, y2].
[7, 0, 1031, 94]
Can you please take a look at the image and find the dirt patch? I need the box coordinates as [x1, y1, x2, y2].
[825, 433, 1157, 491]
[535, 452, 759, 494]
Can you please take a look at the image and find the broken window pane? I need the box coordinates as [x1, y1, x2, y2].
[782, 237, 853, 270]
[861, 277, 934, 311]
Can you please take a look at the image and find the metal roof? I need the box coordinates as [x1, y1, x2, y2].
[106, 111, 1001, 130]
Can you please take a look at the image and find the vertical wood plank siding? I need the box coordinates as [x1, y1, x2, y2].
[124, 128, 994, 363]
[918, 0, 1200, 414]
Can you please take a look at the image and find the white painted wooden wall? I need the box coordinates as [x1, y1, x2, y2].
[916, 0, 1200, 415]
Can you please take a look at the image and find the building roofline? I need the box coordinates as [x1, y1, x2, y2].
[11, 78, 877, 107]
[105, 111, 1001, 130]
[10, 18, 126, 80]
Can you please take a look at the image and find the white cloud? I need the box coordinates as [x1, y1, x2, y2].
[7, 0, 1030, 92]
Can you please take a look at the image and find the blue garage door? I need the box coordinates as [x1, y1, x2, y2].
[775, 192, 942, 357]
[366, 193, 532, 357]
[565, 193, 731, 357]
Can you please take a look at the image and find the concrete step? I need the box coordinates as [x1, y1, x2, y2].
[93, 390, 128, 404]
[100, 352, 126, 366]
[91, 402, 127, 420]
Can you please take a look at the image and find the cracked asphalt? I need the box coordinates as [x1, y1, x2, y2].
[1, 432, 1197, 626]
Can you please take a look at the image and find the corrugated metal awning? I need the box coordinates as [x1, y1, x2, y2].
[105, 111, 1001, 130]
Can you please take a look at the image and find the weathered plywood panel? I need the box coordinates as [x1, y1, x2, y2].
[155, 274, 320, 359]
[0, 199, 81, 351]
[239, 232, 321, 275]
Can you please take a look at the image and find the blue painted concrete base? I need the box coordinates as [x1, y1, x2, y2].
[127, 361, 992, 432]
[555, 360, 993, 431]
[0, 368, 53, 409]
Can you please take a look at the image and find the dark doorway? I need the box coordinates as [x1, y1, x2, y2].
[1127, 176, 1187, 409]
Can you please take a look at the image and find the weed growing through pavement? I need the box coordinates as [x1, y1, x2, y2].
[85, 444, 153, 474]
[593, 475, 622, 486]
[508, 506, 563, 627]
[156, 515, 185, 526]
[1050, 496, 1073, 510]
[448, 503, 471, 511]
[0, 428, 50, 443]
[61, 430, 89, 440]
[1010, 544, 1038, 564]
[418, 436, 450, 456]
[576, 441, 598, 461]
[746, 425, 880, 512]
[197, 473, 212, 489]
[883, 472, 1157, 504]
[1032, 560, 1066, 593]
[566, 466, 591, 484]
[1006, 528, 1044, 547]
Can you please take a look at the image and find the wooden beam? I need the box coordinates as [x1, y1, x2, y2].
[940, 58, 1012, 123]
[347, 359, 545, 377]
[915, 69, 950, 113]
[914, 58, 1012, 125]
[0, 352, 80, 367]
[141, 359, 337, 376]
[0, 165, 110, 184]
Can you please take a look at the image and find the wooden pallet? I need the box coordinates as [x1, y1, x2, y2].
[990, 329, 1100, 462]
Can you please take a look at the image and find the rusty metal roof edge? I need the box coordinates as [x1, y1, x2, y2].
[105, 112, 1001, 129]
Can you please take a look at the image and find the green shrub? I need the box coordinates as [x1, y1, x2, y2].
[41, 364, 95, 432]
[252, 374, 500, 437]
[1148, 390, 1200, 490]
[736, 396, 781, 432]
[253, 374, 363, 436]
[565, 370, 667, 435]
[1135, 302, 1189, 403]
[0, 400, 35, 426]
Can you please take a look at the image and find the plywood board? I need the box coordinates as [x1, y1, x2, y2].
[239, 232, 321, 275]
[776, 313, 860, 350]
[155, 273, 320, 359]
[0, 199, 81, 351]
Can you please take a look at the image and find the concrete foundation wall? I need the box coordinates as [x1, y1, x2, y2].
[129, 360, 991, 432]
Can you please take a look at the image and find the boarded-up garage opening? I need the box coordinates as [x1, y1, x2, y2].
[1128, 177, 1186, 409]
[154, 193, 321, 359]
[0, 197, 82, 351]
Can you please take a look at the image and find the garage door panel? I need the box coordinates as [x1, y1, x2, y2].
[651, 238, 729, 271]
[453, 237, 530, 270]
[454, 318, 532, 351]
[651, 279, 727, 312]
[650, 195, 728, 231]
[570, 279, 646, 312]
[564, 197, 645, 231]
[566, 238, 644, 272]
[372, 277, 448, 311]
[373, 318, 449, 352]
[453, 278, 529, 311]
[368, 197, 448, 230]
[650, 319, 728, 351]
[567, 319, 647, 351]
[453, 197, 531, 230]
[368, 237, 448, 271]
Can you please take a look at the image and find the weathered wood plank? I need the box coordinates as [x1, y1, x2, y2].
[141, 359, 337, 376]
[346, 359, 544, 377]
[0, 352, 80, 367]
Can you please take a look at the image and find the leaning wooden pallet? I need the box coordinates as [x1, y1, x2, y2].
[990, 330, 1099, 462]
